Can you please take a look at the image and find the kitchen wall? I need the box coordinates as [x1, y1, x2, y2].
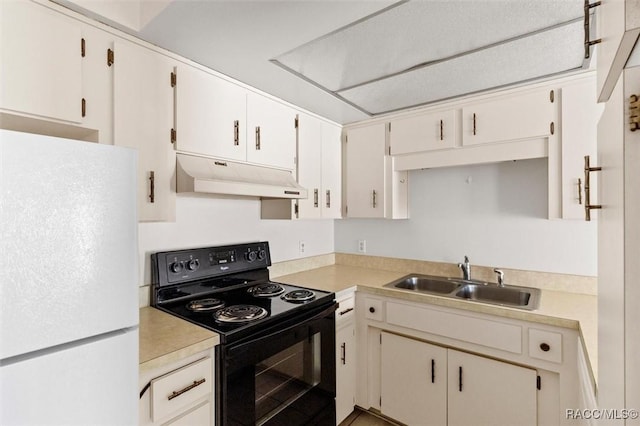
[138, 196, 334, 286]
[335, 158, 597, 277]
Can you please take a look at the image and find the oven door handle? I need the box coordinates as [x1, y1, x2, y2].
[227, 302, 337, 358]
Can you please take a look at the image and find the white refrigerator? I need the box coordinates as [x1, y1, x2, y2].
[0, 129, 139, 425]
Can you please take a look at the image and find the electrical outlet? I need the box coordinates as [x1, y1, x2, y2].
[358, 240, 367, 253]
[299, 241, 306, 253]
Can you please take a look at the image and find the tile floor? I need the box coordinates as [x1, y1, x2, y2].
[339, 408, 399, 426]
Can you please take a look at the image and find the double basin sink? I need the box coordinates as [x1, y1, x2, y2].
[383, 274, 541, 310]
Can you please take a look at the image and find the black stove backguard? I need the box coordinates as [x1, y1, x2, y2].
[150, 242, 337, 426]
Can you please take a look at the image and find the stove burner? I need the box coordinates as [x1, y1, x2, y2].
[214, 305, 268, 323]
[186, 298, 225, 312]
[248, 283, 285, 297]
[282, 289, 315, 303]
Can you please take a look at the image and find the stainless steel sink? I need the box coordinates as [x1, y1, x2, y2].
[383, 274, 540, 310]
[454, 284, 540, 310]
[384, 274, 462, 294]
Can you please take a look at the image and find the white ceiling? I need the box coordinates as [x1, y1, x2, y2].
[76, 0, 590, 124]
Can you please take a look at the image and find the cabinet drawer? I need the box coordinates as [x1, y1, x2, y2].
[151, 357, 212, 422]
[529, 329, 562, 363]
[386, 302, 522, 353]
[336, 295, 355, 324]
[365, 298, 384, 322]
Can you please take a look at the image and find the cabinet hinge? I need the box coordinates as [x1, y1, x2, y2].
[550, 122, 555, 135]
[549, 90, 554, 103]
[536, 375, 541, 390]
[81, 38, 86, 57]
[388, 146, 391, 155]
[107, 48, 114, 67]
[345, 205, 348, 216]
[171, 72, 177, 88]
[294, 202, 299, 218]
[81, 98, 86, 118]
[294, 116, 299, 129]
[380, 397, 382, 406]
[388, 122, 391, 132]
[170, 128, 176, 144]
[379, 334, 382, 344]
[630, 94, 640, 131]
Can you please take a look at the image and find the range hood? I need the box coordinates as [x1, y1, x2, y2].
[176, 153, 307, 199]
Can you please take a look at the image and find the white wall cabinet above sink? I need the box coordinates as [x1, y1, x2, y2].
[389, 109, 457, 155]
[461, 88, 555, 147]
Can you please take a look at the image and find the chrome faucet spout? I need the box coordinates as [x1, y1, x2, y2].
[458, 256, 471, 281]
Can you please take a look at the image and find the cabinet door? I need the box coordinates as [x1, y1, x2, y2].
[81, 24, 114, 144]
[596, 0, 640, 102]
[462, 89, 555, 146]
[0, 1, 82, 123]
[297, 113, 323, 219]
[380, 332, 447, 426]
[390, 110, 457, 155]
[246, 93, 297, 170]
[113, 40, 175, 222]
[175, 64, 247, 161]
[345, 124, 386, 218]
[336, 322, 356, 425]
[321, 122, 342, 218]
[560, 79, 600, 220]
[447, 349, 537, 426]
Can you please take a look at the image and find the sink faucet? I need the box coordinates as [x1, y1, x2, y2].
[458, 256, 471, 281]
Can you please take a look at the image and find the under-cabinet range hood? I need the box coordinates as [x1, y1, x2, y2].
[176, 153, 307, 199]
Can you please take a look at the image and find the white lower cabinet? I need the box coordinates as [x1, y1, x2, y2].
[336, 292, 356, 424]
[381, 332, 536, 426]
[381, 332, 447, 425]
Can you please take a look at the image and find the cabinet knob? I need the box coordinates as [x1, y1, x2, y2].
[369, 306, 376, 313]
[540, 343, 550, 352]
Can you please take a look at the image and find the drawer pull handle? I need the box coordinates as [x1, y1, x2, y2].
[540, 343, 551, 352]
[431, 359, 435, 384]
[167, 378, 206, 401]
[341, 342, 346, 365]
[339, 307, 354, 316]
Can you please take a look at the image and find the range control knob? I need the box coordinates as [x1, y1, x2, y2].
[170, 261, 184, 274]
[257, 249, 266, 260]
[246, 250, 258, 262]
[186, 259, 200, 271]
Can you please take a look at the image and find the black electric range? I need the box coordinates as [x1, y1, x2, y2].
[150, 241, 335, 344]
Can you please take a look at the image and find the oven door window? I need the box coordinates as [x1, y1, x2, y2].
[255, 333, 321, 424]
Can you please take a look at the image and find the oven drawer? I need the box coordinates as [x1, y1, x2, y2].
[151, 357, 212, 422]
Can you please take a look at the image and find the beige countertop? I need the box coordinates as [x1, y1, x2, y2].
[139, 307, 219, 372]
[276, 264, 598, 380]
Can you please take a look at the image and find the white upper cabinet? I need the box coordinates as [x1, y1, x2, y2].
[345, 123, 408, 219]
[321, 121, 342, 219]
[113, 39, 175, 222]
[559, 78, 601, 220]
[1, 1, 82, 123]
[390, 109, 457, 155]
[174, 64, 247, 162]
[80, 24, 114, 144]
[462, 89, 556, 146]
[246, 92, 297, 171]
[296, 113, 323, 219]
[596, 0, 640, 102]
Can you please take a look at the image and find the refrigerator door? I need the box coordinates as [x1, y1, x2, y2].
[0, 130, 139, 360]
[0, 329, 138, 425]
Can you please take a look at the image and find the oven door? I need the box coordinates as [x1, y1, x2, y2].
[217, 302, 337, 426]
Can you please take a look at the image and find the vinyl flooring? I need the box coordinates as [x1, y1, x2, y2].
[339, 408, 399, 426]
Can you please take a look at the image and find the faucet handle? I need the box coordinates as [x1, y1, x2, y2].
[493, 269, 504, 287]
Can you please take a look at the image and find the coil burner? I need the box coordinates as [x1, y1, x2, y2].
[248, 283, 285, 297]
[213, 305, 268, 323]
[186, 298, 225, 312]
[282, 289, 316, 303]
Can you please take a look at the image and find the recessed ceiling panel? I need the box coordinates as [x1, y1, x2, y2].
[337, 20, 585, 114]
[275, 0, 583, 93]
